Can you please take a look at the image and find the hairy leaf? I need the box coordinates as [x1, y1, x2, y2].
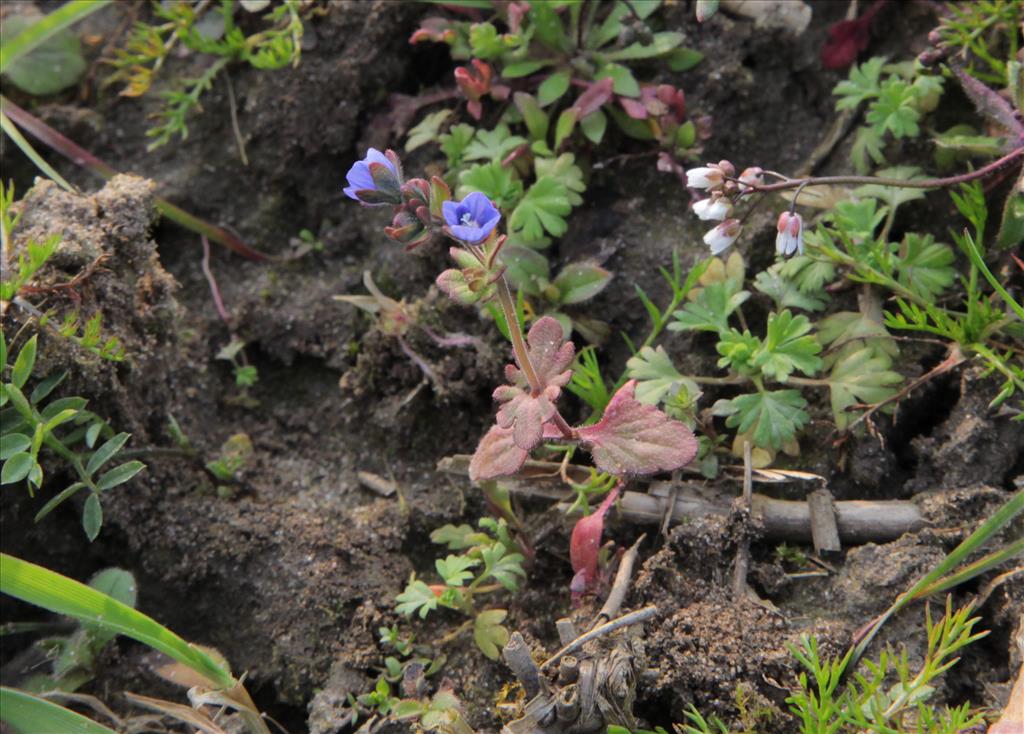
[469, 425, 528, 481]
[716, 390, 809, 450]
[553, 262, 612, 304]
[577, 380, 698, 475]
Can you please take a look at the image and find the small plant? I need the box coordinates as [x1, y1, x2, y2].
[395, 517, 525, 660]
[104, 0, 305, 149]
[1, 333, 145, 540]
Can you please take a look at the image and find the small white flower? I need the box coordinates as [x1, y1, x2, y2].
[704, 219, 741, 255]
[693, 197, 732, 221]
[686, 166, 718, 189]
[775, 211, 804, 257]
[686, 160, 734, 191]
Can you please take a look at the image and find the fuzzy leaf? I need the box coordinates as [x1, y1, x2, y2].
[553, 262, 611, 304]
[509, 176, 572, 241]
[469, 425, 528, 481]
[577, 380, 698, 476]
[716, 390, 809, 450]
[500, 245, 550, 295]
[827, 347, 903, 430]
[473, 609, 510, 660]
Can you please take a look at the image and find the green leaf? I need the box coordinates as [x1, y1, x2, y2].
[827, 347, 903, 430]
[596, 63, 639, 97]
[626, 346, 687, 405]
[464, 123, 527, 162]
[12, 335, 37, 389]
[500, 245, 550, 295]
[778, 255, 837, 294]
[95, 460, 145, 491]
[439, 123, 475, 168]
[34, 482, 86, 522]
[753, 265, 828, 312]
[579, 109, 607, 144]
[479, 542, 526, 591]
[604, 31, 684, 61]
[867, 77, 920, 138]
[513, 92, 549, 142]
[996, 185, 1024, 249]
[502, 60, 552, 78]
[717, 390, 810, 450]
[818, 311, 898, 364]
[755, 310, 822, 382]
[473, 609, 510, 660]
[851, 125, 886, 173]
[832, 199, 887, 241]
[854, 166, 930, 210]
[528, 1, 568, 52]
[534, 153, 585, 206]
[469, 22, 516, 59]
[430, 523, 490, 550]
[0, 553, 236, 689]
[666, 47, 704, 72]
[395, 579, 438, 619]
[670, 280, 750, 334]
[2, 15, 87, 96]
[537, 68, 571, 106]
[2, 452, 34, 484]
[435, 554, 478, 586]
[29, 370, 66, 403]
[0, 433, 31, 460]
[895, 233, 955, 300]
[82, 493, 102, 541]
[457, 161, 524, 210]
[0, 687, 118, 734]
[85, 432, 130, 477]
[554, 108, 576, 149]
[553, 262, 611, 304]
[509, 176, 572, 240]
[834, 57, 885, 110]
[405, 109, 451, 152]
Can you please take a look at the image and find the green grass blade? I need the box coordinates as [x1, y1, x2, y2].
[0, 554, 235, 689]
[0, 686, 117, 734]
[0, 0, 111, 72]
[0, 111, 75, 193]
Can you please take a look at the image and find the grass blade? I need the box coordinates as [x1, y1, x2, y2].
[0, 553, 235, 689]
[0, 0, 111, 73]
[1, 111, 76, 193]
[0, 686, 117, 734]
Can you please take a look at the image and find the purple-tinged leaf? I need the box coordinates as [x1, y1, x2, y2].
[955, 68, 1024, 142]
[572, 77, 615, 120]
[577, 380, 698, 476]
[569, 483, 621, 598]
[509, 316, 575, 389]
[469, 425, 528, 481]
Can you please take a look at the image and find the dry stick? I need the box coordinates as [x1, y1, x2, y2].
[540, 605, 658, 672]
[592, 534, 645, 629]
[438, 455, 927, 544]
[224, 72, 249, 167]
[731, 442, 753, 602]
[502, 632, 542, 699]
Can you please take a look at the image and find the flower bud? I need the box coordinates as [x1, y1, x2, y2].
[703, 219, 741, 255]
[686, 160, 734, 191]
[343, 148, 403, 206]
[693, 196, 732, 221]
[738, 166, 764, 192]
[775, 211, 804, 257]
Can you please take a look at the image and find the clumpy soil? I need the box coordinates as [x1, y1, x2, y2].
[1, 2, 1022, 733]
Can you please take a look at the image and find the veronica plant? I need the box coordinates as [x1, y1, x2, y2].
[345, 147, 697, 482]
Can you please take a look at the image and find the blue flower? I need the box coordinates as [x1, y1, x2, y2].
[441, 192, 501, 244]
[343, 148, 401, 205]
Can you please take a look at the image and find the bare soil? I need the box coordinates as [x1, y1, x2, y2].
[1, 2, 1022, 733]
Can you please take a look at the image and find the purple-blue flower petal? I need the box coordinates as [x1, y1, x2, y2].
[365, 148, 397, 175]
[345, 161, 374, 192]
[463, 191, 491, 223]
[441, 200, 461, 228]
[449, 223, 487, 243]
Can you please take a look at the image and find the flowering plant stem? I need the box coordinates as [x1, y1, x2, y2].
[741, 145, 1023, 195]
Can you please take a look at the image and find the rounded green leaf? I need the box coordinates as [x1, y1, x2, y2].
[537, 69, 571, 106]
[0, 433, 31, 460]
[2, 452, 35, 484]
[95, 460, 145, 491]
[553, 263, 613, 304]
[12, 335, 38, 389]
[3, 16, 87, 96]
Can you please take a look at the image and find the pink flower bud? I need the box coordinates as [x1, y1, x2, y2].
[775, 212, 804, 257]
[738, 167, 764, 192]
[703, 219, 741, 255]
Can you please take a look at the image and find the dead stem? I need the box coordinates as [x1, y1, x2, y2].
[540, 605, 658, 671]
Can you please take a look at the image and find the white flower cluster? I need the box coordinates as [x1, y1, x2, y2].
[686, 161, 803, 257]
